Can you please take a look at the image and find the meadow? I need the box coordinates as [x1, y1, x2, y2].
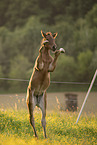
[0, 109, 97, 145]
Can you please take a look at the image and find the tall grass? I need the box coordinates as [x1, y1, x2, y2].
[0, 109, 97, 145]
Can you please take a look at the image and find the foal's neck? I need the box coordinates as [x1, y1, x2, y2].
[43, 47, 50, 56]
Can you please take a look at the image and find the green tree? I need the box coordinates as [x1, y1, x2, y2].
[51, 54, 77, 82]
[0, 65, 4, 90]
[66, 0, 97, 20]
[77, 50, 93, 81]
[86, 4, 97, 27]
[90, 49, 97, 77]
[9, 55, 32, 92]
[0, 0, 10, 26]
[5, 0, 39, 30]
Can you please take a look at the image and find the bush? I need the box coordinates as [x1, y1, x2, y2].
[9, 55, 32, 92]
[77, 50, 93, 81]
[51, 54, 77, 82]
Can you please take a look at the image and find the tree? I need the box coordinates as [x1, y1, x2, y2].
[86, 4, 97, 27]
[0, 0, 10, 26]
[9, 55, 32, 91]
[51, 54, 77, 82]
[90, 49, 97, 78]
[5, 0, 39, 30]
[77, 50, 93, 81]
[0, 65, 4, 90]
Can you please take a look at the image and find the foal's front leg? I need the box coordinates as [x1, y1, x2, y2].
[49, 48, 65, 72]
[35, 47, 44, 70]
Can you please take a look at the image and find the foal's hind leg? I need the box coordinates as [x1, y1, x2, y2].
[39, 91, 47, 138]
[27, 89, 38, 138]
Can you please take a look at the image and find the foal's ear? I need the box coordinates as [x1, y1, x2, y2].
[53, 32, 58, 38]
[41, 30, 46, 38]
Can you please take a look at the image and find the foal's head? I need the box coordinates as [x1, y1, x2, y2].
[41, 30, 57, 52]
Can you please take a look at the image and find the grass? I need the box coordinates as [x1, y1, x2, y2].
[0, 109, 97, 145]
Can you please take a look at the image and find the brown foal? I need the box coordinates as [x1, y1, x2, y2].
[26, 30, 65, 138]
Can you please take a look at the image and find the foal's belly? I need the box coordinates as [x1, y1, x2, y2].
[30, 70, 50, 96]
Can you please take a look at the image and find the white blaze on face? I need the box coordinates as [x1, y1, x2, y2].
[42, 40, 49, 45]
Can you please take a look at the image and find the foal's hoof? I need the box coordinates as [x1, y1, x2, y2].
[59, 48, 65, 53]
[33, 134, 38, 139]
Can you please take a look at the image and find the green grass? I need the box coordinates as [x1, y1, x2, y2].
[0, 109, 97, 145]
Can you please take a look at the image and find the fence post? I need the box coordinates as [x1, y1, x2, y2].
[76, 69, 97, 124]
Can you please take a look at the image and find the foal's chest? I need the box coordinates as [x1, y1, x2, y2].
[42, 56, 52, 70]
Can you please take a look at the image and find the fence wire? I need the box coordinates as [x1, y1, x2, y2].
[0, 77, 97, 85]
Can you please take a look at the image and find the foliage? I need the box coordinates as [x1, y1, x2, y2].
[8, 55, 31, 91]
[90, 49, 97, 76]
[77, 50, 93, 81]
[0, 110, 97, 144]
[0, 0, 97, 29]
[86, 4, 97, 27]
[51, 55, 77, 82]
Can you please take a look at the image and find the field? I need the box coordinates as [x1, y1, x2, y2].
[0, 109, 97, 145]
[0, 92, 97, 113]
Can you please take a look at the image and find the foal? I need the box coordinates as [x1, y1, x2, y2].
[26, 30, 65, 138]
